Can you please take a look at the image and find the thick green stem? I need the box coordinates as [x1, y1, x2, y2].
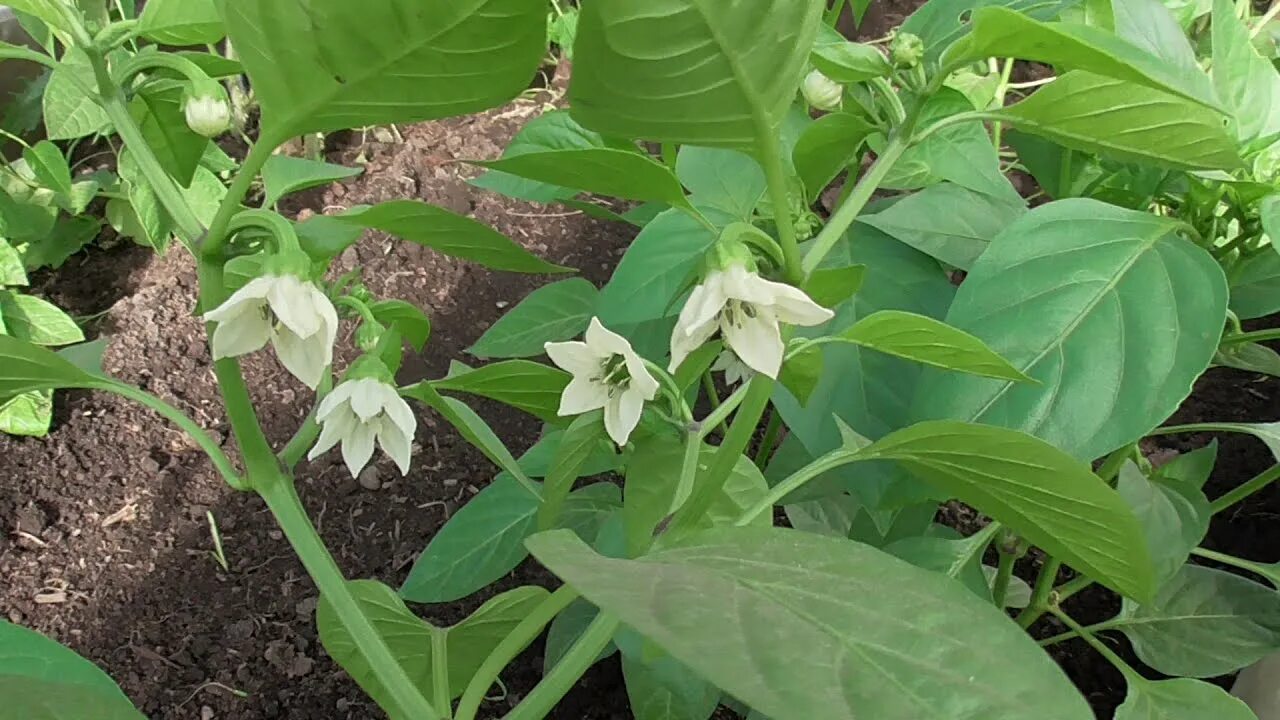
[1212, 463, 1280, 514]
[258, 475, 439, 720]
[504, 613, 621, 720]
[202, 139, 277, 257]
[758, 130, 804, 285]
[455, 587, 579, 720]
[1016, 557, 1062, 629]
[1221, 328, 1280, 346]
[668, 375, 774, 538]
[802, 136, 909, 276]
[1192, 547, 1280, 587]
[696, 382, 750, 441]
[991, 543, 1016, 608]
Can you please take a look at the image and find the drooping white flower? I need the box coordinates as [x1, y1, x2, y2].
[204, 274, 339, 390]
[308, 376, 417, 478]
[184, 93, 231, 138]
[545, 317, 659, 446]
[801, 69, 842, 111]
[669, 264, 833, 379]
[712, 349, 753, 387]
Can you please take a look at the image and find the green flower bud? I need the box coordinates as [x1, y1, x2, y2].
[801, 69, 843, 111]
[890, 32, 925, 69]
[355, 319, 387, 353]
[343, 354, 395, 384]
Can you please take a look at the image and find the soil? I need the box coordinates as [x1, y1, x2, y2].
[4, 5, 1278, 720]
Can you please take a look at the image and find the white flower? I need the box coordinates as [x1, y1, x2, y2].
[545, 317, 659, 446]
[669, 264, 833, 379]
[712, 349, 753, 386]
[204, 274, 339, 390]
[801, 69, 842, 111]
[308, 378, 417, 478]
[184, 94, 231, 137]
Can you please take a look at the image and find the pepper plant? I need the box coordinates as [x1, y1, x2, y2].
[3, 0, 1280, 719]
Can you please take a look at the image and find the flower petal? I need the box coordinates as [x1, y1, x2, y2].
[316, 381, 356, 421]
[267, 275, 323, 339]
[584, 317, 633, 357]
[759, 279, 835, 327]
[308, 406, 356, 460]
[723, 308, 785, 379]
[380, 389, 418, 439]
[209, 307, 271, 359]
[347, 378, 385, 421]
[272, 325, 328, 389]
[676, 277, 727, 339]
[720, 264, 777, 305]
[376, 418, 413, 475]
[668, 311, 719, 372]
[340, 420, 377, 478]
[203, 276, 273, 323]
[544, 340, 602, 376]
[603, 387, 645, 446]
[559, 376, 610, 415]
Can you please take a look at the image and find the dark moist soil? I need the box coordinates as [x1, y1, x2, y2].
[5, 8, 1276, 720]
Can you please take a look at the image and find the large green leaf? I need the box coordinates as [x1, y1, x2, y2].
[991, 72, 1241, 171]
[528, 527, 1094, 720]
[1115, 461, 1209, 588]
[432, 360, 569, 422]
[1116, 677, 1257, 720]
[858, 183, 1025, 270]
[900, 0, 1075, 63]
[914, 199, 1227, 464]
[336, 201, 568, 274]
[0, 291, 84, 346]
[469, 278, 598, 359]
[1229, 251, 1280, 319]
[623, 653, 720, 720]
[0, 677, 146, 720]
[399, 475, 539, 603]
[261, 156, 362, 208]
[470, 110, 608, 203]
[475, 149, 688, 206]
[569, 0, 824, 150]
[139, 0, 224, 45]
[597, 207, 719, 326]
[849, 420, 1155, 601]
[944, 7, 1217, 109]
[1211, 0, 1280, 144]
[675, 147, 767, 221]
[223, 0, 546, 140]
[0, 334, 98, 397]
[832, 310, 1030, 381]
[1116, 565, 1280, 677]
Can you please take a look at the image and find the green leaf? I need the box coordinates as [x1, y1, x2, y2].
[224, 0, 546, 140]
[810, 25, 892, 83]
[262, 156, 363, 208]
[778, 344, 823, 405]
[859, 183, 1026, 270]
[675, 147, 766, 221]
[470, 278, 598, 359]
[597, 208, 719, 326]
[1215, 341, 1280, 377]
[1117, 565, 1280, 677]
[401, 383, 530, 486]
[130, 84, 206, 188]
[945, 7, 1217, 109]
[176, 51, 243, 79]
[0, 239, 27, 286]
[0, 188, 57, 245]
[1116, 461, 1209, 587]
[0, 620, 143, 717]
[791, 113, 873, 202]
[527, 527, 1094, 720]
[337, 201, 568, 274]
[470, 110, 608, 203]
[369, 299, 431, 351]
[23, 215, 99, 272]
[432, 360, 569, 422]
[1229, 251, 1280, 319]
[297, 214, 364, 264]
[1154, 442, 1217, 490]
[444, 585, 550, 696]
[399, 476, 539, 603]
[802, 264, 865, 309]
[1212, 0, 1280, 143]
[0, 389, 52, 436]
[623, 653, 720, 720]
[835, 310, 1031, 382]
[22, 140, 71, 198]
[43, 50, 109, 140]
[852, 420, 1155, 601]
[900, 0, 1075, 64]
[569, 0, 824, 150]
[0, 291, 83, 346]
[0, 335, 100, 399]
[0, 1, 70, 34]
[1116, 677, 1257, 720]
[139, 0, 224, 45]
[1176, 422, 1280, 462]
[914, 199, 1228, 464]
[883, 533, 992, 603]
[539, 412, 605, 530]
[475, 148, 688, 206]
[992, 72, 1240, 171]
[545, 598, 617, 673]
[886, 89, 1019, 201]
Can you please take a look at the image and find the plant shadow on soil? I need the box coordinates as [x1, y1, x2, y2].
[4, 9, 1280, 720]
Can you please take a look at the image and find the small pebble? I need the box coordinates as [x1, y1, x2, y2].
[359, 466, 382, 491]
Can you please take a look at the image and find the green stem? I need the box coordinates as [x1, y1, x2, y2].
[700, 370, 727, 434]
[1016, 557, 1062, 628]
[669, 375, 773, 538]
[504, 613, 621, 720]
[1221, 328, 1280, 347]
[97, 380, 246, 490]
[758, 129, 803, 285]
[258, 475, 439, 720]
[991, 542, 1016, 608]
[111, 52, 216, 90]
[696, 382, 750, 441]
[753, 408, 783, 470]
[989, 58, 1015, 149]
[869, 77, 906, 125]
[432, 630, 452, 719]
[1053, 574, 1095, 605]
[203, 139, 277, 257]
[454, 587, 579, 720]
[661, 142, 678, 170]
[226, 208, 303, 253]
[1191, 547, 1280, 587]
[825, 0, 849, 25]
[1037, 618, 1122, 647]
[1095, 444, 1134, 484]
[1211, 463, 1280, 514]
[1047, 607, 1139, 681]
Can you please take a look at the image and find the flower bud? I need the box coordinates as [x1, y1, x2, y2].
[890, 32, 925, 68]
[183, 81, 231, 138]
[355, 321, 386, 353]
[801, 69, 842, 111]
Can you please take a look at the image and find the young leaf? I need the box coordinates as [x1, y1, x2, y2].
[836, 310, 1031, 382]
[1176, 422, 1280, 462]
[1115, 461, 1210, 587]
[1154, 442, 1217, 490]
[887, 89, 1019, 202]
[22, 140, 72, 198]
[855, 420, 1155, 601]
[527, 527, 1094, 720]
[899, 0, 1075, 64]
[675, 147, 767, 221]
[0, 291, 84, 346]
[1116, 677, 1257, 720]
[992, 72, 1240, 171]
[1215, 341, 1280, 377]
[791, 113, 873, 201]
[469, 278, 598, 359]
[129, 85, 207, 188]
[139, 0, 224, 45]
[431, 360, 569, 423]
[399, 476, 539, 603]
[261, 156, 363, 208]
[1211, 0, 1280, 143]
[914, 199, 1228, 464]
[474, 148, 688, 206]
[810, 25, 892, 83]
[1117, 565, 1280, 677]
[336, 200, 569, 274]
[858, 183, 1026, 270]
[224, 0, 546, 140]
[569, 0, 824, 150]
